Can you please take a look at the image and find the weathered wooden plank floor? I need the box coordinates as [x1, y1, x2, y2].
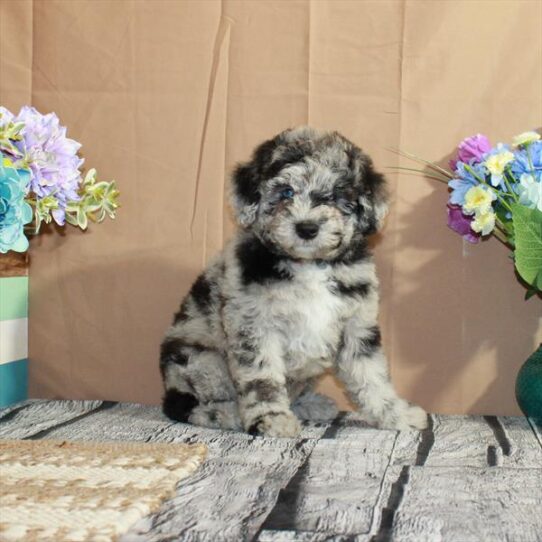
[1, 400, 541, 542]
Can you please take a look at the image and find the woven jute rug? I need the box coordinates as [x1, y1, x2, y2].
[0, 439, 207, 542]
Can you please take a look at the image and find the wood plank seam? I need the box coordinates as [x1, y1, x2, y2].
[370, 465, 410, 542]
[366, 430, 400, 541]
[0, 400, 34, 422]
[256, 414, 343, 534]
[368, 414, 435, 540]
[24, 401, 118, 440]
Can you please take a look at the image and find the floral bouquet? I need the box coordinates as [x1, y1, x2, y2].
[396, 131, 542, 299]
[0, 106, 119, 254]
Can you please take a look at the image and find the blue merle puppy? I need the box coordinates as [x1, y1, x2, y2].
[160, 127, 427, 437]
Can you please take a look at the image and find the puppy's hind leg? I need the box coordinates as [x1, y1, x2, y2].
[160, 337, 240, 429]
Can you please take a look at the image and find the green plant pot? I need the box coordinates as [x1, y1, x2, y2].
[515, 344, 542, 423]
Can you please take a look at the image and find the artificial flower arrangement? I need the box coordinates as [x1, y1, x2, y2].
[0, 106, 119, 253]
[397, 131, 542, 299]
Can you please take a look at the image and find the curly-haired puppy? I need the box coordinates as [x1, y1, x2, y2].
[160, 127, 427, 437]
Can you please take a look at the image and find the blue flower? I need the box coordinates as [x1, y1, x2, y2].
[511, 140, 542, 178]
[0, 154, 33, 253]
[448, 161, 485, 206]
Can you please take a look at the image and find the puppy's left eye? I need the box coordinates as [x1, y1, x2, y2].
[279, 186, 295, 200]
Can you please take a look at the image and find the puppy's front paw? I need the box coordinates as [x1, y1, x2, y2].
[247, 411, 301, 438]
[397, 405, 428, 431]
[375, 403, 428, 431]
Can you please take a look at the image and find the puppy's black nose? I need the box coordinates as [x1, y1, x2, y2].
[295, 221, 319, 240]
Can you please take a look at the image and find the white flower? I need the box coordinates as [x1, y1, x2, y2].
[484, 146, 515, 187]
[462, 185, 496, 216]
[471, 210, 496, 236]
[517, 173, 542, 212]
[485, 149, 515, 176]
[512, 131, 541, 147]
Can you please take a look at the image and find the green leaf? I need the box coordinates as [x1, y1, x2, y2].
[77, 208, 88, 230]
[65, 213, 78, 227]
[525, 288, 536, 300]
[511, 204, 542, 290]
[525, 273, 542, 300]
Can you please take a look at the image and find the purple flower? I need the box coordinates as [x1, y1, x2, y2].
[447, 204, 480, 244]
[450, 134, 491, 170]
[6, 106, 83, 225]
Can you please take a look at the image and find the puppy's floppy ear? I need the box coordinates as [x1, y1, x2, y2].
[359, 161, 389, 234]
[230, 137, 279, 227]
[346, 146, 389, 234]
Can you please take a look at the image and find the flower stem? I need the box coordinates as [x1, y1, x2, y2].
[387, 147, 455, 179]
[387, 166, 450, 184]
[527, 145, 535, 173]
[503, 171, 519, 203]
[491, 225, 512, 248]
[491, 216, 514, 248]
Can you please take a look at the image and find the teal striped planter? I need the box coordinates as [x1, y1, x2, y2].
[0, 276, 28, 407]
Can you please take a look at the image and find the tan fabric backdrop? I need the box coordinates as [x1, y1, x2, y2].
[1, 0, 541, 415]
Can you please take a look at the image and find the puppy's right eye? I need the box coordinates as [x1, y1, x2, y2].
[279, 186, 295, 200]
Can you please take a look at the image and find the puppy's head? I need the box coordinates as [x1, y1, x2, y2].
[231, 126, 388, 261]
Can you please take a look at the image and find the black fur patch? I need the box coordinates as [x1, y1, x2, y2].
[232, 138, 279, 206]
[173, 303, 189, 324]
[333, 182, 358, 214]
[247, 411, 284, 435]
[190, 273, 213, 314]
[310, 190, 333, 207]
[247, 422, 261, 436]
[237, 352, 256, 367]
[333, 280, 371, 297]
[266, 146, 308, 179]
[162, 389, 199, 423]
[160, 338, 189, 366]
[360, 162, 387, 235]
[331, 239, 370, 265]
[243, 379, 281, 402]
[345, 146, 359, 173]
[358, 326, 382, 355]
[236, 236, 292, 286]
[234, 328, 258, 366]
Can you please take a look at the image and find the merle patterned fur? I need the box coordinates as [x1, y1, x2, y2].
[159, 127, 427, 437]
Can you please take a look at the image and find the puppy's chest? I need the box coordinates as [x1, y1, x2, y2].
[269, 266, 352, 362]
